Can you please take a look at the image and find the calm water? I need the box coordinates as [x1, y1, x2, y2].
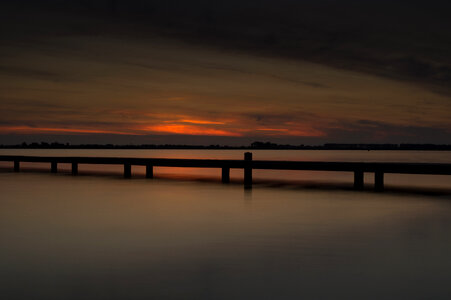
[1, 150, 451, 299]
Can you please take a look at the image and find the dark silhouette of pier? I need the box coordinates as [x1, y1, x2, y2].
[2, 153, 451, 191]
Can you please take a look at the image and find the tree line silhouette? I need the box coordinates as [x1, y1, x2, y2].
[1, 142, 450, 150]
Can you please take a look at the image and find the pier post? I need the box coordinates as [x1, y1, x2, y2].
[14, 160, 20, 172]
[375, 171, 384, 192]
[72, 163, 78, 175]
[146, 164, 153, 179]
[222, 167, 230, 183]
[354, 170, 364, 190]
[51, 161, 57, 173]
[244, 152, 253, 188]
[124, 163, 131, 178]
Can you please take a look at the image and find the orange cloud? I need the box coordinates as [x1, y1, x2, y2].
[178, 119, 225, 125]
[142, 124, 242, 136]
[145, 113, 228, 125]
[256, 128, 289, 132]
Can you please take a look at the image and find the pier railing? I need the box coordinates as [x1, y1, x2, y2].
[1, 153, 450, 191]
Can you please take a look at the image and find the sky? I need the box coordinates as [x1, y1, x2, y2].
[0, 0, 450, 145]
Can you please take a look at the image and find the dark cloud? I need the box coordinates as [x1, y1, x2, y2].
[1, 0, 450, 93]
[243, 111, 319, 125]
[0, 65, 74, 82]
[324, 119, 451, 144]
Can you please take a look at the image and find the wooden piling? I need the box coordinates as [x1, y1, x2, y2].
[222, 167, 230, 183]
[375, 171, 384, 191]
[51, 161, 57, 173]
[14, 160, 20, 172]
[354, 170, 364, 190]
[72, 163, 78, 175]
[146, 164, 153, 178]
[244, 152, 252, 188]
[124, 164, 131, 178]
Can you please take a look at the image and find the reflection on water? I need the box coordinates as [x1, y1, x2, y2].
[1, 172, 451, 299]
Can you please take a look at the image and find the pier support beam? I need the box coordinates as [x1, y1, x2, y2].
[146, 164, 153, 179]
[222, 167, 230, 183]
[72, 163, 78, 175]
[14, 160, 20, 172]
[51, 161, 57, 173]
[375, 172, 384, 192]
[354, 171, 364, 190]
[124, 164, 131, 178]
[244, 152, 253, 189]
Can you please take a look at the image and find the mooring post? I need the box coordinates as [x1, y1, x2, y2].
[51, 161, 58, 173]
[146, 164, 153, 179]
[124, 163, 131, 178]
[222, 167, 230, 183]
[72, 162, 78, 175]
[14, 160, 20, 172]
[244, 152, 253, 188]
[375, 171, 384, 192]
[354, 170, 364, 190]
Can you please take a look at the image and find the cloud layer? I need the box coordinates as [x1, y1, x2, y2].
[0, 0, 450, 144]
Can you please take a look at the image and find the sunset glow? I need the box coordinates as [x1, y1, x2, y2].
[177, 119, 225, 125]
[0, 0, 450, 145]
[142, 124, 242, 136]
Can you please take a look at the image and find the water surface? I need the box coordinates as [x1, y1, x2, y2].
[1, 150, 451, 299]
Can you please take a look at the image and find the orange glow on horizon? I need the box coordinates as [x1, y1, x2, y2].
[0, 122, 324, 138]
[142, 124, 242, 136]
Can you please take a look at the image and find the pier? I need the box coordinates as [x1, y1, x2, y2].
[1, 153, 451, 191]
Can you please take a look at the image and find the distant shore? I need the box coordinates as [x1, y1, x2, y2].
[1, 142, 451, 151]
